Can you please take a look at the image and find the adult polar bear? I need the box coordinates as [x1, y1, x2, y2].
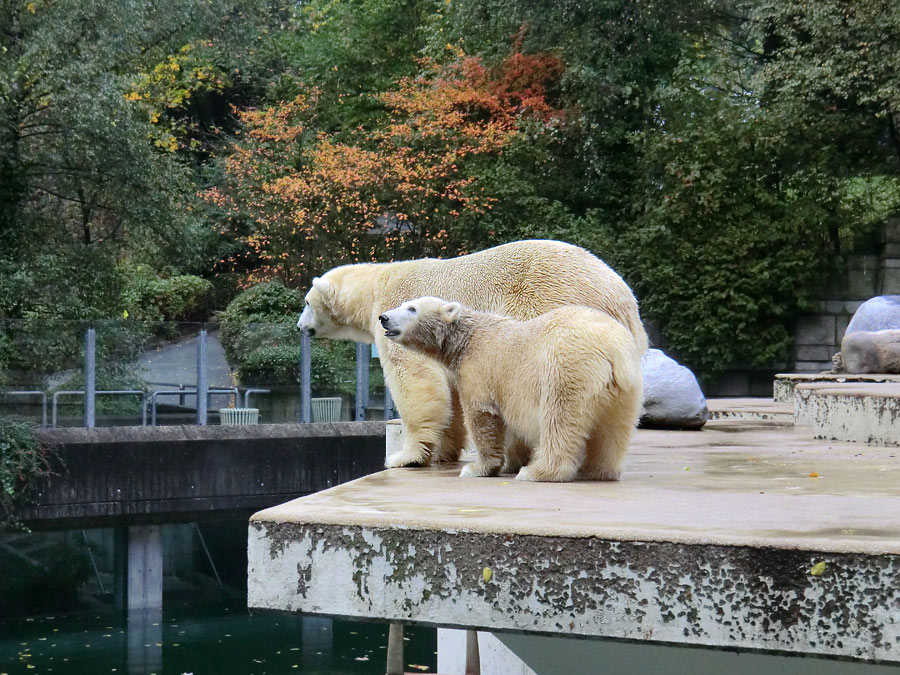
[296, 240, 647, 469]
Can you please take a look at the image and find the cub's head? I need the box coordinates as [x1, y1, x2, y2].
[296, 267, 375, 343]
[379, 296, 461, 356]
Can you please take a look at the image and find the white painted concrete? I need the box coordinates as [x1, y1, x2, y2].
[795, 383, 900, 446]
[440, 629, 537, 675]
[127, 525, 163, 611]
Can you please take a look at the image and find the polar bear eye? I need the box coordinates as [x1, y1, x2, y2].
[408, 306, 417, 315]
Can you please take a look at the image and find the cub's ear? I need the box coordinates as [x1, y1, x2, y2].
[312, 277, 336, 307]
[441, 301, 461, 323]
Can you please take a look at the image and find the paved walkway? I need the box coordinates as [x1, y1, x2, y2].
[136, 329, 234, 389]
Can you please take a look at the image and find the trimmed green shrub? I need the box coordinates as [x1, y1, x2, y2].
[219, 281, 383, 394]
[122, 265, 214, 323]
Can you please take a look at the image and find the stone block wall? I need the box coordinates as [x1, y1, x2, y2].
[792, 219, 900, 374]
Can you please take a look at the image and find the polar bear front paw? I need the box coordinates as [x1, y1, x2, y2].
[516, 464, 576, 482]
[385, 448, 430, 468]
[459, 462, 501, 478]
[515, 466, 536, 482]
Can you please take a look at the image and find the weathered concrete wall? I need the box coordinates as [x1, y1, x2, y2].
[793, 219, 900, 374]
[794, 383, 900, 446]
[19, 422, 385, 528]
[248, 522, 900, 663]
[775, 373, 900, 403]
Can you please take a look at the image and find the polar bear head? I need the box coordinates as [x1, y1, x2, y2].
[296, 270, 375, 343]
[379, 296, 462, 357]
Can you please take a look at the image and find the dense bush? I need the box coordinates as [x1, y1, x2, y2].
[0, 417, 53, 530]
[218, 281, 305, 360]
[122, 265, 214, 323]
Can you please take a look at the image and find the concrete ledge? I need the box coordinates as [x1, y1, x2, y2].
[20, 422, 386, 528]
[248, 420, 900, 664]
[795, 384, 900, 447]
[707, 398, 792, 422]
[774, 373, 900, 403]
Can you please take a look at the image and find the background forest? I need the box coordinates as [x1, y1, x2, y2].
[2, 0, 899, 379]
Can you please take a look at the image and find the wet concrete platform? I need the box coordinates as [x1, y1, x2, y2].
[248, 418, 900, 664]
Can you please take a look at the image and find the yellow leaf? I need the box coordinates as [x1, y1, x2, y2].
[122, 310, 129, 319]
[482, 567, 492, 583]
[810, 561, 826, 576]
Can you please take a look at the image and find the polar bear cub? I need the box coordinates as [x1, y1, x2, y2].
[379, 296, 644, 482]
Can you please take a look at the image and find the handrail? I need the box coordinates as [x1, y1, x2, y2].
[0, 390, 49, 427]
[51, 390, 147, 428]
[243, 388, 270, 408]
[150, 387, 239, 426]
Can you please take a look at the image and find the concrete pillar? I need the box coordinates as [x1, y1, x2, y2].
[127, 525, 164, 611]
[440, 630, 519, 675]
[386, 419, 403, 461]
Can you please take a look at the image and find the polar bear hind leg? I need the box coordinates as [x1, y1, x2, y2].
[578, 390, 642, 481]
[515, 396, 590, 482]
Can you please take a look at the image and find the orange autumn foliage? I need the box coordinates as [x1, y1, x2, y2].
[206, 50, 564, 288]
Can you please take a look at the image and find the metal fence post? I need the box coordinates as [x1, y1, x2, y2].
[84, 327, 96, 428]
[355, 342, 370, 421]
[300, 330, 312, 423]
[384, 385, 395, 420]
[196, 329, 208, 426]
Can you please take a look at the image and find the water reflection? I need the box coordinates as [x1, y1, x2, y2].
[0, 600, 436, 674]
[127, 608, 163, 675]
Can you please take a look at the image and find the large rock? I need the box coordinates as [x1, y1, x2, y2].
[640, 349, 709, 430]
[845, 295, 900, 335]
[841, 296, 900, 374]
[841, 329, 900, 374]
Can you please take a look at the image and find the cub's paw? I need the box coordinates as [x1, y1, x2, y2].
[515, 466, 536, 482]
[385, 448, 430, 469]
[459, 462, 501, 478]
[516, 465, 575, 482]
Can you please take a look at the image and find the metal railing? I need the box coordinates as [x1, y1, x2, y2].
[51, 390, 148, 428]
[150, 387, 239, 426]
[0, 391, 48, 427]
[2, 325, 397, 428]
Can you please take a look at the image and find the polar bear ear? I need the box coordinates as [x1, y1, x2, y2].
[312, 277, 336, 307]
[441, 301, 461, 323]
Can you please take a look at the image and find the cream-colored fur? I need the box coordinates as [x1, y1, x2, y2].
[296, 240, 647, 469]
[380, 297, 644, 482]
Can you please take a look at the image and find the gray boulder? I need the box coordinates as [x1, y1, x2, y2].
[841, 329, 900, 374]
[845, 295, 900, 335]
[640, 348, 709, 430]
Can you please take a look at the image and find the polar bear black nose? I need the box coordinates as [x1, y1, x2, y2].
[378, 314, 389, 326]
